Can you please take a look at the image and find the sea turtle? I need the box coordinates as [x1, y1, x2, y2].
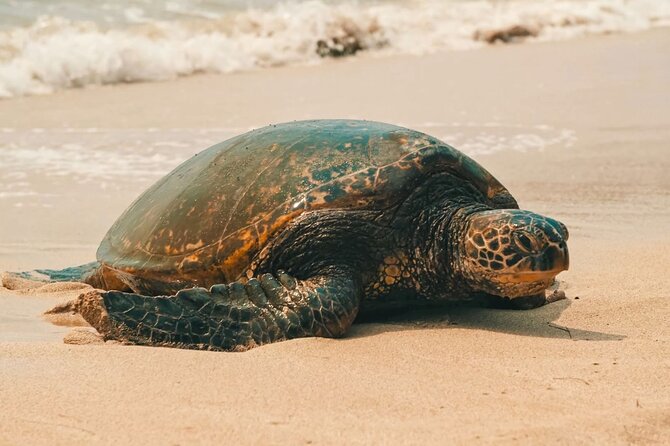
[22, 120, 570, 351]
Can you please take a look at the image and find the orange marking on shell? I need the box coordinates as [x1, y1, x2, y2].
[185, 240, 205, 251]
[392, 134, 409, 146]
[256, 210, 304, 247]
[162, 244, 182, 255]
[260, 185, 282, 196]
[205, 204, 218, 216]
[221, 230, 257, 274]
[244, 203, 256, 215]
[310, 190, 329, 206]
[487, 184, 506, 199]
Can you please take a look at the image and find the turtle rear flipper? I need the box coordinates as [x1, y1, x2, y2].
[2, 262, 101, 290]
[76, 270, 362, 351]
[34, 262, 101, 282]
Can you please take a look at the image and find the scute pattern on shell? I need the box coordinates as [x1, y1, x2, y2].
[98, 120, 516, 288]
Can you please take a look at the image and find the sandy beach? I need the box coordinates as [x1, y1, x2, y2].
[1, 28, 669, 445]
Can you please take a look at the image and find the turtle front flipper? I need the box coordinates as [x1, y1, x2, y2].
[76, 271, 362, 351]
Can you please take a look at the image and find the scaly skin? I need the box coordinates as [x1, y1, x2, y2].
[78, 270, 361, 351]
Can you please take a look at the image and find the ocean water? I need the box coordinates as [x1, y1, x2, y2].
[0, 0, 668, 98]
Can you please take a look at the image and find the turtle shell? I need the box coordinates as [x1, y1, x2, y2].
[99, 120, 517, 288]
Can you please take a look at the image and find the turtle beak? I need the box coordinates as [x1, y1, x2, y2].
[509, 241, 569, 283]
[546, 241, 569, 273]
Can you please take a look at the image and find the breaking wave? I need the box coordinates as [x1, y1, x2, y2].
[0, 0, 668, 98]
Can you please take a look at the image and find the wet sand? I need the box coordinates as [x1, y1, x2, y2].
[1, 29, 669, 444]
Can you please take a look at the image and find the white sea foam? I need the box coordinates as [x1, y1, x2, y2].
[0, 0, 668, 98]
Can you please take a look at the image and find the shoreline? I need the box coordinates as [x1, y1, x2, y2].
[0, 28, 667, 130]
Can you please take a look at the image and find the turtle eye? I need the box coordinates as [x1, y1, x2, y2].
[513, 230, 538, 254]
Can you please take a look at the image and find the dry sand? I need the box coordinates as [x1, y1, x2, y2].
[1, 29, 669, 444]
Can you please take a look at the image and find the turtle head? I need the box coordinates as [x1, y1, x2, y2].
[458, 209, 569, 298]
